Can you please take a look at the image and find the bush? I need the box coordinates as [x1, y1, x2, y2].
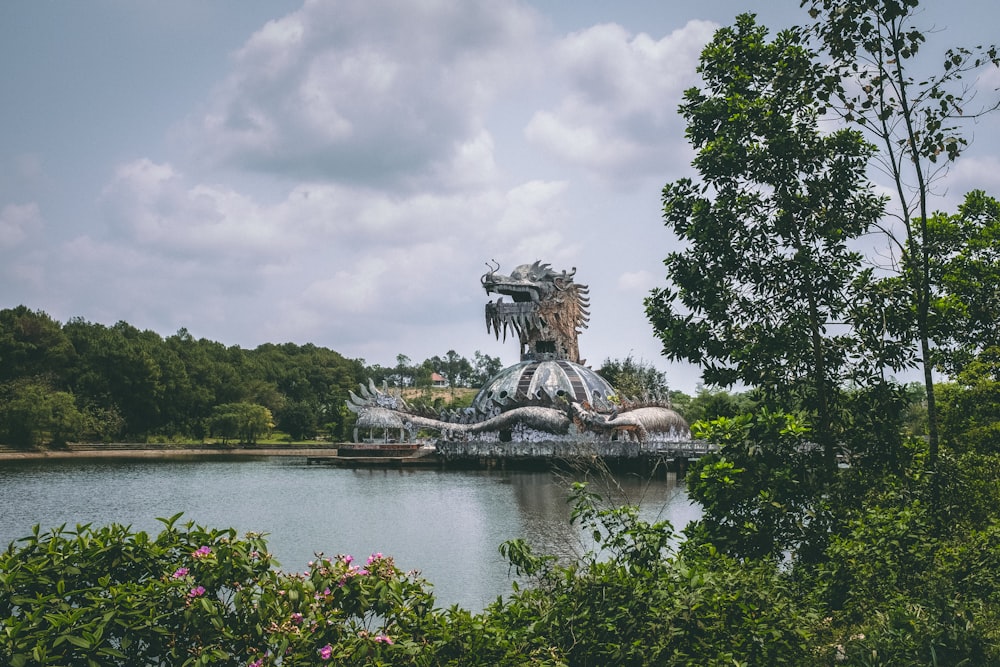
[0, 515, 488, 666]
[489, 483, 823, 666]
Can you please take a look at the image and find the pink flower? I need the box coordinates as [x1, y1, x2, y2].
[248, 659, 264, 667]
[192, 546, 212, 558]
[366, 552, 383, 565]
[341, 555, 353, 565]
[319, 644, 333, 660]
[188, 585, 206, 598]
[172, 567, 189, 578]
[290, 612, 303, 625]
[374, 634, 394, 645]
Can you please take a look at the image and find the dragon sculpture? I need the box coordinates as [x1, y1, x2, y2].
[347, 261, 689, 445]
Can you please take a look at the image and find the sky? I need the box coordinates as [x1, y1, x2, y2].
[2, 1, 1000, 394]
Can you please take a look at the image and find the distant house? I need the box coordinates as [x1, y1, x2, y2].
[431, 372, 449, 388]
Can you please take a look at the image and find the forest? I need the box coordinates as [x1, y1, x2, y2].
[0, 306, 513, 446]
[0, 304, 764, 447]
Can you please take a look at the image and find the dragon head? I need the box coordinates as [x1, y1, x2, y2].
[482, 260, 590, 363]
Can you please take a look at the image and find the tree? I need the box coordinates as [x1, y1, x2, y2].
[681, 386, 757, 424]
[209, 403, 273, 445]
[471, 350, 503, 387]
[597, 355, 670, 401]
[645, 14, 885, 471]
[802, 0, 1000, 468]
[927, 190, 1000, 375]
[278, 400, 319, 440]
[0, 380, 84, 447]
[937, 347, 1000, 454]
[394, 354, 413, 388]
[425, 350, 476, 388]
[0, 306, 75, 383]
[684, 410, 823, 560]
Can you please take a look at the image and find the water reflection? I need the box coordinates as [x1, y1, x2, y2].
[0, 458, 700, 611]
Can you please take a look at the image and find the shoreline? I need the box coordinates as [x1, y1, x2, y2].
[0, 443, 344, 462]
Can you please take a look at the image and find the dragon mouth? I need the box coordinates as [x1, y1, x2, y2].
[483, 282, 540, 303]
[485, 297, 541, 342]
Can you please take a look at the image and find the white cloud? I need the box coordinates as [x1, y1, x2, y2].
[525, 19, 717, 180]
[617, 269, 656, 293]
[0, 202, 43, 249]
[100, 159, 295, 262]
[944, 155, 1000, 202]
[183, 0, 541, 187]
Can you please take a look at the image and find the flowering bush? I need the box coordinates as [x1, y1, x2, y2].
[0, 515, 487, 666]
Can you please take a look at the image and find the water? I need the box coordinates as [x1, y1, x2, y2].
[0, 457, 699, 611]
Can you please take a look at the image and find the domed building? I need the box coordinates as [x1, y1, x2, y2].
[472, 359, 618, 416]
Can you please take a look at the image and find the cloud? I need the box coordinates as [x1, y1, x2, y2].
[0, 202, 43, 249]
[183, 0, 541, 188]
[945, 155, 1000, 203]
[617, 269, 657, 293]
[73, 144, 577, 355]
[525, 20, 717, 181]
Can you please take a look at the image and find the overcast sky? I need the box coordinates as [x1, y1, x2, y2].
[3, 1, 1000, 394]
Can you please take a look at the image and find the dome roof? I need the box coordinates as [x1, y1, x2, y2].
[472, 360, 618, 415]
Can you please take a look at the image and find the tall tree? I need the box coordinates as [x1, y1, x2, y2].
[645, 14, 884, 469]
[802, 0, 1000, 467]
[597, 356, 670, 401]
[927, 190, 1000, 375]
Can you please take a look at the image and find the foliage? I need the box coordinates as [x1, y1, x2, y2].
[0, 305, 508, 446]
[669, 386, 757, 424]
[0, 516, 491, 667]
[802, 0, 1000, 464]
[597, 355, 670, 402]
[277, 401, 319, 441]
[491, 483, 823, 666]
[684, 410, 824, 560]
[425, 350, 474, 389]
[937, 347, 1000, 454]
[0, 306, 75, 383]
[928, 191, 1000, 376]
[645, 14, 884, 469]
[0, 380, 85, 448]
[813, 456, 1000, 666]
[208, 403, 274, 445]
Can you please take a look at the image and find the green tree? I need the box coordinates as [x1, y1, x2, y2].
[278, 400, 319, 440]
[645, 14, 884, 471]
[0, 306, 75, 383]
[681, 386, 757, 424]
[471, 350, 503, 387]
[394, 353, 412, 388]
[63, 319, 167, 438]
[684, 410, 824, 560]
[802, 0, 1000, 468]
[0, 381, 52, 447]
[209, 403, 273, 445]
[0, 381, 84, 447]
[597, 355, 670, 401]
[937, 347, 1000, 454]
[928, 191, 1000, 375]
[429, 350, 475, 388]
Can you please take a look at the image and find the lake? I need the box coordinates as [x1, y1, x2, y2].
[0, 457, 700, 611]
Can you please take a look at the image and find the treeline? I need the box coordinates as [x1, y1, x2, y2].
[0, 306, 506, 447]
